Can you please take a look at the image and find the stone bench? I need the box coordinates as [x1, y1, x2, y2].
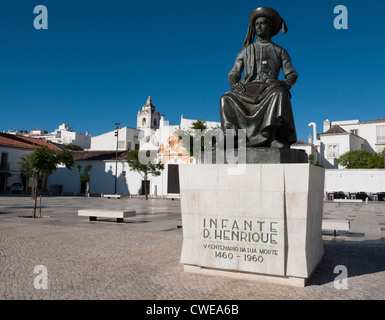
[167, 194, 181, 200]
[333, 199, 362, 204]
[102, 194, 121, 199]
[78, 209, 136, 223]
[322, 219, 350, 236]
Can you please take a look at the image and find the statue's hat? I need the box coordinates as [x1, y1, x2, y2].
[243, 7, 288, 48]
[249, 7, 287, 37]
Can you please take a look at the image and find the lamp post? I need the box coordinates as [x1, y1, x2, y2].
[114, 121, 120, 195]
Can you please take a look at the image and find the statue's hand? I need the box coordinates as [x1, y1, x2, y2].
[232, 82, 246, 93]
[278, 80, 291, 91]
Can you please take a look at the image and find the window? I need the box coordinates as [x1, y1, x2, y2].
[0, 153, 9, 170]
[377, 126, 385, 143]
[350, 129, 358, 135]
[327, 145, 338, 158]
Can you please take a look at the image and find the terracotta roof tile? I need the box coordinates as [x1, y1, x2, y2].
[72, 151, 129, 161]
[0, 133, 61, 151]
[291, 140, 313, 146]
[322, 125, 348, 135]
[360, 117, 385, 124]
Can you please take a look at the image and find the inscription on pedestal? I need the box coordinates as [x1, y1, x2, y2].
[197, 216, 285, 275]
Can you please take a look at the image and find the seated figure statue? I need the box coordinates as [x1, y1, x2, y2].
[220, 7, 298, 149]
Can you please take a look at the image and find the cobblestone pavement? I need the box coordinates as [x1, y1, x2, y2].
[0, 196, 384, 300]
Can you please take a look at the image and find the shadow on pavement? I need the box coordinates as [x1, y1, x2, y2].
[307, 239, 385, 286]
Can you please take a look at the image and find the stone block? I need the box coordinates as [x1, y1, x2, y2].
[179, 163, 325, 286]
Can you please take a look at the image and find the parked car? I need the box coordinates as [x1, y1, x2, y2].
[372, 192, 385, 201]
[356, 192, 369, 200]
[333, 191, 346, 199]
[10, 183, 23, 194]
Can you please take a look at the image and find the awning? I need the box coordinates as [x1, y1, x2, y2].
[0, 172, 12, 178]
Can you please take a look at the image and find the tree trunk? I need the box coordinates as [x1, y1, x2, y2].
[33, 190, 37, 218]
[33, 174, 39, 218]
[39, 194, 42, 218]
[144, 173, 148, 200]
[85, 181, 89, 198]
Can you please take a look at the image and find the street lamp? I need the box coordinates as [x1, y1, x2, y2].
[114, 121, 120, 195]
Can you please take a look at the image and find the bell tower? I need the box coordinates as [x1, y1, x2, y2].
[137, 96, 161, 137]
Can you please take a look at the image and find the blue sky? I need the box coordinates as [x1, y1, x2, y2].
[1, 0, 384, 142]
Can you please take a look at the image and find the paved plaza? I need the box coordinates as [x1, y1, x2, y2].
[0, 195, 384, 300]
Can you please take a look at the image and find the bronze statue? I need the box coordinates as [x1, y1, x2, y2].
[220, 7, 298, 149]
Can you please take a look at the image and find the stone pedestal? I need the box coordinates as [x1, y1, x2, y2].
[179, 163, 325, 287]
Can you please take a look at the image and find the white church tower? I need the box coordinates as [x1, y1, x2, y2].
[137, 96, 161, 137]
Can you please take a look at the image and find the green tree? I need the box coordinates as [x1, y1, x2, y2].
[337, 150, 384, 169]
[76, 163, 93, 197]
[65, 144, 83, 151]
[308, 154, 315, 165]
[190, 120, 207, 130]
[18, 146, 74, 217]
[126, 150, 164, 200]
[367, 149, 385, 168]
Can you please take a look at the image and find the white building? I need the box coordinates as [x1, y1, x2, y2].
[323, 118, 385, 153]
[89, 127, 141, 151]
[30, 129, 47, 135]
[29, 123, 92, 149]
[296, 117, 385, 169]
[4, 130, 25, 135]
[0, 133, 62, 193]
[319, 125, 369, 169]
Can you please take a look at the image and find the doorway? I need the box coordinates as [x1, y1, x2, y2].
[167, 164, 180, 194]
[141, 180, 150, 195]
